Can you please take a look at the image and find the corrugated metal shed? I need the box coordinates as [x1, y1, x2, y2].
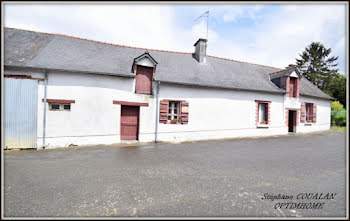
[4, 78, 38, 149]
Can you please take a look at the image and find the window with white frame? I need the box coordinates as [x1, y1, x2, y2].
[258, 103, 268, 124]
[168, 101, 180, 121]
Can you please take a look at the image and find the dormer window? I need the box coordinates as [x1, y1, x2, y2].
[133, 51, 158, 95]
[270, 68, 301, 98]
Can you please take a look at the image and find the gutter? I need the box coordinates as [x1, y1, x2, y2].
[154, 81, 160, 143]
[4, 64, 135, 79]
[41, 70, 48, 149]
[300, 93, 335, 101]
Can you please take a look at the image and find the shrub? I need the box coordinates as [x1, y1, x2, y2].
[333, 114, 346, 127]
[331, 101, 344, 111]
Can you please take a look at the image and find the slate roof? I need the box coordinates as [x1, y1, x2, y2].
[4, 27, 332, 99]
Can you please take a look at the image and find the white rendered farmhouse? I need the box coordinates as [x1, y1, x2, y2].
[4, 28, 333, 149]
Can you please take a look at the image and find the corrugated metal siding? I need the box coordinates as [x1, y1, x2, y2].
[4, 78, 38, 149]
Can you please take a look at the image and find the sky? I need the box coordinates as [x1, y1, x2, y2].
[4, 3, 347, 75]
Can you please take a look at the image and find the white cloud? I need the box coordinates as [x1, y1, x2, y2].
[192, 20, 218, 43]
[221, 5, 264, 22]
[222, 7, 244, 22]
[4, 4, 346, 74]
[208, 4, 346, 73]
[4, 4, 196, 52]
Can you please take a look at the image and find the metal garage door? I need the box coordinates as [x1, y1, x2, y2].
[4, 78, 38, 149]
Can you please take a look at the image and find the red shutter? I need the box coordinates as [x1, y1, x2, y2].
[255, 102, 259, 124]
[159, 100, 169, 124]
[312, 104, 317, 123]
[285, 110, 289, 126]
[285, 77, 290, 97]
[289, 78, 295, 97]
[267, 103, 271, 124]
[135, 65, 153, 94]
[296, 78, 300, 98]
[300, 102, 306, 123]
[180, 101, 189, 124]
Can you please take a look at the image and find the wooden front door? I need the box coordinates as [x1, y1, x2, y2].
[120, 106, 140, 140]
[288, 110, 296, 132]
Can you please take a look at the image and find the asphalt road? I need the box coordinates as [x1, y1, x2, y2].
[3, 131, 347, 218]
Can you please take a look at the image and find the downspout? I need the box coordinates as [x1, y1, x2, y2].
[42, 70, 48, 149]
[155, 81, 160, 143]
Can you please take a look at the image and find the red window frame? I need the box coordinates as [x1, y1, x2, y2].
[255, 100, 271, 125]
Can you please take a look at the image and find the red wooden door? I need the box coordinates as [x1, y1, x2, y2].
[120, 106, 140, 140]
[135, 66, 153, 94]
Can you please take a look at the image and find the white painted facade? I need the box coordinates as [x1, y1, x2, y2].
[4, 67, 331, 149]
[157, 83, 288, 142]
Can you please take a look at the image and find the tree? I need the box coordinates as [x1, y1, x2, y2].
[291, 42, 346, 107]
[327, 74, 346, 107]
[294, 42, 339, 91]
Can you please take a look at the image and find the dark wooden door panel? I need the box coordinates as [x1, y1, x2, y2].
[136, 66, 153, 94]
[121, 106, 139, 140]
[288, 110, 295, 132]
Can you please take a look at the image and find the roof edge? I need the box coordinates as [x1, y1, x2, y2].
[300, 93, 335, 101]
[4, 64, 135, 78]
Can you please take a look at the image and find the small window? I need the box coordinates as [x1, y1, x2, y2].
[50, 104, 60, 110]
[49, 103, 71, 111]
[258, 103, 268, 124]
[168, 101, 180, 121]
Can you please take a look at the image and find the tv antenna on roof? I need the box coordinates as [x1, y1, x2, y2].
[193, 11, 209, 41]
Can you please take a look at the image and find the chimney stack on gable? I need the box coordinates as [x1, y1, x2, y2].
[194, 38, 207, 64]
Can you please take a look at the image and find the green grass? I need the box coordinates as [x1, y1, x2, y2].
[331, 126, 346, 131]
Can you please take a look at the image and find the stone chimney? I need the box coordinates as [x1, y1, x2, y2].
[194, 38, 207, 64]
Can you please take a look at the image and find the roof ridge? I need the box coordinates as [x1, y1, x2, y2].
[268, 66, 295, 75]
[5, 26, 283, 70]
[207, 55, 282, 70]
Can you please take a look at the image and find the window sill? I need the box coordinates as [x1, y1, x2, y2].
[166, 121, 180, 124]
[257, 124, 269, 128]
[304, 123, 313, 126]
[135, 91, 152, 95]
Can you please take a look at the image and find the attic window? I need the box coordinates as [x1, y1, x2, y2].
[135, 65, 153, 95]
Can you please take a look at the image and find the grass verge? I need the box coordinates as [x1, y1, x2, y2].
[331, 126, 346, 131]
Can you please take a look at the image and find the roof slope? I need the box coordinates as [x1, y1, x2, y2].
[4, 27, 332, 99]
[300, 77, 333, 99]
